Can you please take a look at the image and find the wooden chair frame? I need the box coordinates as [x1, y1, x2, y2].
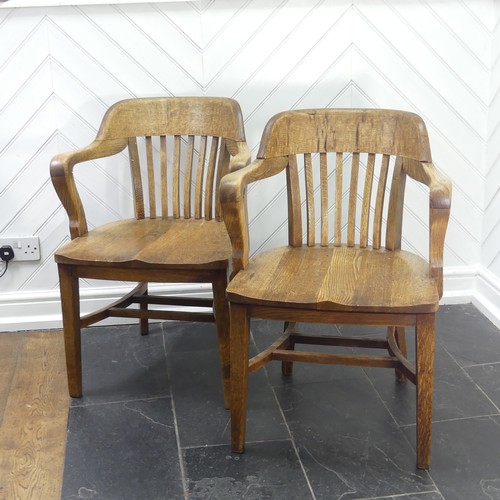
[51, 97, 250, 408]
[220, 108, 452, 469]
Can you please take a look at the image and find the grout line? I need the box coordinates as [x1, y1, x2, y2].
[400, 411, 500, 428]
[361, 356, 441, 494]
[354, 489, 442, 500]
[181, 437, 293, 451]
[161, 323, 189, 500]
[441, 344, 500, 414]
[252, 321, 316, 499]
[70, 394, 171, 409]
[461, 360, 500, 368]
[268, 384, 317, 500]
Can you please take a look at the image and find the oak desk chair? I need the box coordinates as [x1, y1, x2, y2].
[51, 97, 250, 408]
[221, 109, 451, 469]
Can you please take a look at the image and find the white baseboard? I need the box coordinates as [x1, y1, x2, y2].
[472, 267, 500, 329]
[0, 266, 498, 332]
[441, 266, 477, 304]
[0, 283, 212, 332]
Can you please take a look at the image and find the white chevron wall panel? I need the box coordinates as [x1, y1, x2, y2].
[0, 0, 499, 330]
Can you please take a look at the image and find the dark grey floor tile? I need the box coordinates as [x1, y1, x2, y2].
[163, 320, 221, 353]
[184, 441, 312, 499]
[465, 362, 500, 411]
[436, 304, 500, 367]
[405, 416, 500, 500]
[365, 343, 498, 426]
[62, 397, 183, 500]
[73, 323, 169, 406]
[169, 345, 288, 448]
[274, 379, 433, 499]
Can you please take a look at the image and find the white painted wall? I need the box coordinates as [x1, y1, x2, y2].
[0, 0, 499, 330]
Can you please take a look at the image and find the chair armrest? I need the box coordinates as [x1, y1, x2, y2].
[403, 159, 452, 298]
[220, 157, 288, 274]
[50, 138, 127, 239]
[228, 141, 251, 173]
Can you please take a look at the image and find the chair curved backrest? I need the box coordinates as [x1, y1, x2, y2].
[52, 97, 248, 239]
[255, 109, 433, 252]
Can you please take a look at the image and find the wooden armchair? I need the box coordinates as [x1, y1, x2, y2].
[51, 97, 250, 408]
[220, 108, 451, 469]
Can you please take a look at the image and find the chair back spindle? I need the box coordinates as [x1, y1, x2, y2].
[257, 109, 431, 251]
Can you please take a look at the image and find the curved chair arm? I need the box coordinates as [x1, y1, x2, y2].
[220, 157, 288, 274]
[403, 159, 452, 298]
[50, 138, 128, 239]
[227, 141, 251, 173]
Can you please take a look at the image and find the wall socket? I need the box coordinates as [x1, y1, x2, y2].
[0, 236, 40, 261]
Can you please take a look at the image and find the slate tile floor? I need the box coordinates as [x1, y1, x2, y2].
[61, 304, 500, 499]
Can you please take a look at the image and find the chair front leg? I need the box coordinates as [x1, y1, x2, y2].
[415, 313, 435, 469]
[58, 264, 83, 398]
[230, 302, 250, 453]
[212, 272, 231, 409]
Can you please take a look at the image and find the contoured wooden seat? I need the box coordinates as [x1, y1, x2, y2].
[51, 97, 250, 407]
[220, 108, 451, 469]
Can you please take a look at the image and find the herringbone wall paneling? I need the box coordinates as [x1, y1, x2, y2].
[0, 0, 498, 329]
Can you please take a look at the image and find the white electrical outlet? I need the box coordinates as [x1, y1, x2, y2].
[0, 236, 40, 261]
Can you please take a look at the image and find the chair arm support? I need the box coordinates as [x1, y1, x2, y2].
[220, 157, 288, 273]
[50, 138, 128, 239]
[402, 159, 452, 298]
[228, 141, 251, 173]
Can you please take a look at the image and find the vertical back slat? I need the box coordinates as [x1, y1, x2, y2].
[334, 152, 343, 247]
[204, 136, 219, 220]
[145, 136, 156, 218]
[172, 135, 181, 218]
[373, 154, 390, 249]
[320, 152, 328, 246]
[215, 139, 229, 221]
[160, 136, 168, 218]
[287, 154, 303, 247]
[386, 156, 406, 250]
[347, 152, 359, 247]
[183, 135, 195, 218]
[195, 136, 207, 219]
[128, 137, 145, 219]
[304, 153, 315, 246]
[360, 153, 375, 248]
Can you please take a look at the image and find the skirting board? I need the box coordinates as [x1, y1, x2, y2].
[0, 266, 499, 332]
[0, 283, 213, 332]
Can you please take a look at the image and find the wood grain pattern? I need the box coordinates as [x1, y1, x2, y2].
[360, 153, 375, 248]
[347, 152, 359, 247]
[227, 246, 439, 313]
[304, 153, 315, 246]
[0, 331, 69, 500]
[373, 154, 390, 249]
[334, 152, 343, 247]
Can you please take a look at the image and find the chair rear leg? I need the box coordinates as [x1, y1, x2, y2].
[58, 264, 83, 398]
[389, 326, 408, 382]
[140, 284, 149, 336]
[415, 314, 435, 469]
[230, 303, 250, 453]
[212, 272, 231, 409]
[281, 321, 296, 376]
